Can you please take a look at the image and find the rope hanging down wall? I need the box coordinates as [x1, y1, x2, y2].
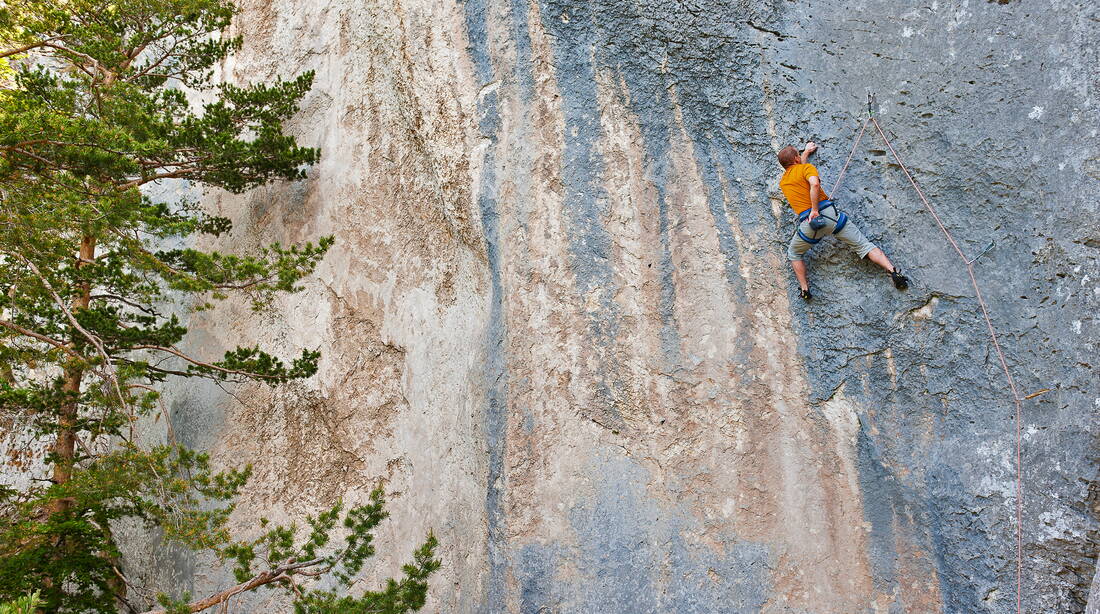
[829, 100, 1026, 614]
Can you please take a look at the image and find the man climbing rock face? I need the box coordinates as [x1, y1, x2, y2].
[777, 142, 910, 300]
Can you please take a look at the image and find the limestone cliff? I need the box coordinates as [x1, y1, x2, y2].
[136, 0, 1099, 612]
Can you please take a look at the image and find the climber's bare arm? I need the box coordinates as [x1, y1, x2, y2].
[807, 175, 821, 219]
[800, 141, 818, 163]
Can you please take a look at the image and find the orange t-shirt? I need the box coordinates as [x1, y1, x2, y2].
[779, 163, 829, 215]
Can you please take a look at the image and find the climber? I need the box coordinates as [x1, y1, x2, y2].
[778, 141, 909, 300]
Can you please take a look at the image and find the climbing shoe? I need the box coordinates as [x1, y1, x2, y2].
[890, 269, 910, 290]
[799, 288, 813, 301]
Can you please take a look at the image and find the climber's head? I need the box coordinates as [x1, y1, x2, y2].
[778, 146, 800, 168]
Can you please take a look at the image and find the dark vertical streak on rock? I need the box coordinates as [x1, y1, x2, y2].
[537, 0, 625, 427]
[462, 0, 508, 609]
[597, 0, 779, 364]
[856, 425, 900, 594]
[654, 187, 680, 365]
[698, 137, 751, 297]
[607, 58, 681, 366]
[925, 459, 999, 612]
[623, 84, 681, 367]
[693, 136, 757, 362]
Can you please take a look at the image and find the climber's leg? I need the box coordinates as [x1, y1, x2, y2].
[787, 231, 813, 299]
[867, 248, 909, 288]
[865, 247, 894, 272]
[834, 219, 909, 290]
[790, 259, 812, 299]
[833, 218, 877, 261]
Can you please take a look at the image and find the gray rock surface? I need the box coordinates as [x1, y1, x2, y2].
[136, 0, 1099, 612]
[1089, 563, 1100, 614]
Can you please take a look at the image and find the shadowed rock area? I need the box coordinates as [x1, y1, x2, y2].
[138, 0, 1099, 612]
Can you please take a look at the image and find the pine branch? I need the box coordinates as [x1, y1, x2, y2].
[128, 345, 285, 380]
[89, 294, 162, 317]
[39, 42, 113, 82]
[115, 168, 198, 191]
[0, 36, 59, 59]
[0, 318, 81, 357]
[137, 558, 326, 614]
[1, 140, 138, 158]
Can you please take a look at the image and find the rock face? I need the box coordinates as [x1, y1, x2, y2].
[148, 0, 1098, 612]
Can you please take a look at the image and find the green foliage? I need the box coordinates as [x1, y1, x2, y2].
[0, 592, 42, 614]
[293, 534, 441, 614]
[153, 593, 194, 614]
[0, 0, 439, 612]
[215, 486, 440, 614]
[0, 445, 249, 612]
[0, 0, 333, 429]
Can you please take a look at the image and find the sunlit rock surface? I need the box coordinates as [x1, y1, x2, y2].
[138, 0, 1098, 612]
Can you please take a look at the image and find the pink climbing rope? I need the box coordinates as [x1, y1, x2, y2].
[830, 117, 869, 195]
[850, 115, 1025, 614]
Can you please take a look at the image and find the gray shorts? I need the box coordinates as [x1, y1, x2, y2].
[787, 202, 877, 261]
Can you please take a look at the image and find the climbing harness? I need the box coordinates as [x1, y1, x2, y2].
[833, 93, 1025, 614]
[794, 200, 849, 244]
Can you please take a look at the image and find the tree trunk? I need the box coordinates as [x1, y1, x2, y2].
[50, 364, 83, 495]
[49, 235, 95, 512]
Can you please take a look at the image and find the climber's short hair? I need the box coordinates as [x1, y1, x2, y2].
[778, 146, 800, 168]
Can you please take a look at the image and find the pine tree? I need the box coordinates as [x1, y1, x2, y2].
[0, 1, 438, 612]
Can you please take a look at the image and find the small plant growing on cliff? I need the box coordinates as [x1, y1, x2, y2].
[0, 1, 439, 612]
[0, 591, 42, 614]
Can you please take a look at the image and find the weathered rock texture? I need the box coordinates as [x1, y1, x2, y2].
[137, 0, 1099, 612]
